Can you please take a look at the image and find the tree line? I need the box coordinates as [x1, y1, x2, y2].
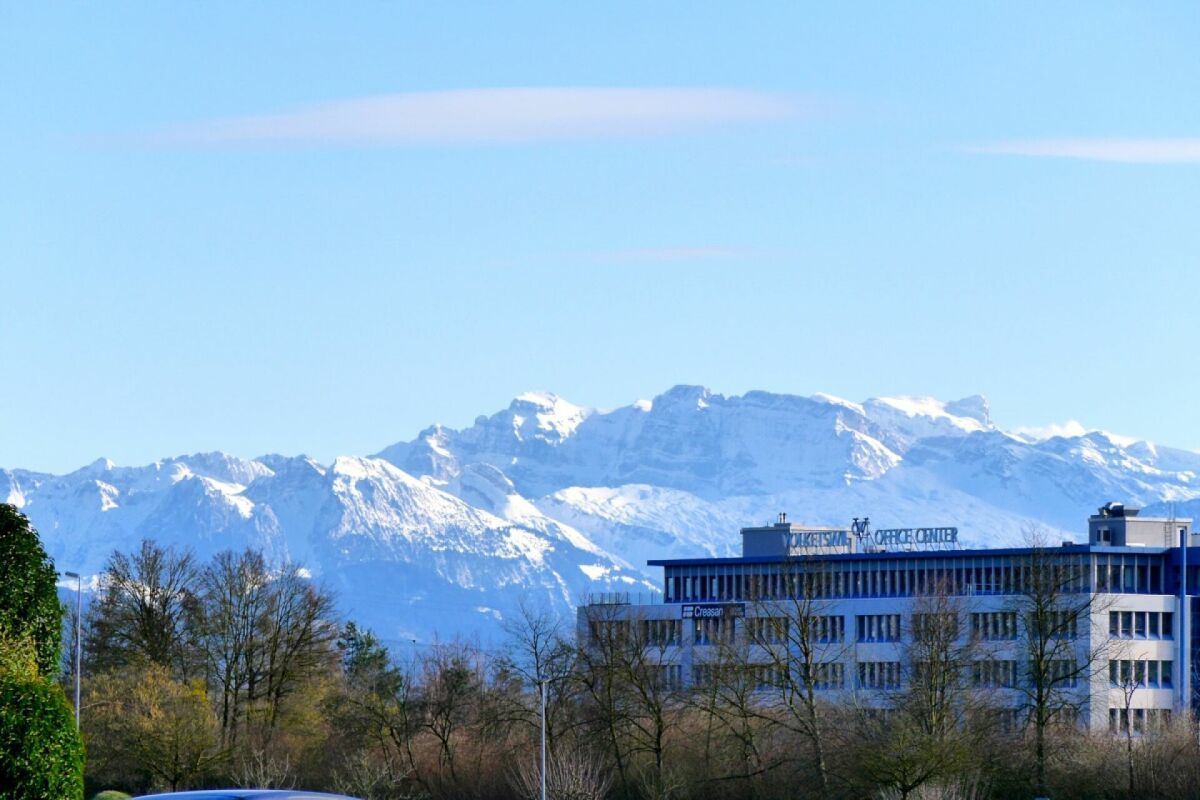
[38, 526, 1200, 800]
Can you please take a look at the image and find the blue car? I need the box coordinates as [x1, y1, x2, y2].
[132, 792, 361, 800]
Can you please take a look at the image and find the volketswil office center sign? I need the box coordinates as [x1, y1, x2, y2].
[788, 524, 959, 555]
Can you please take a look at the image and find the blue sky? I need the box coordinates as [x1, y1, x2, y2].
[3, 3, 1200, 473]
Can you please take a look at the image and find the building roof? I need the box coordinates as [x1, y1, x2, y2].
[647, 543, 1187, 568]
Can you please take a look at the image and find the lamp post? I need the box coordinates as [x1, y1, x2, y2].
[62, 571, 82, 729]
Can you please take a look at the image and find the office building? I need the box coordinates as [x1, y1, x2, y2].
[579, 502, 1196, 732]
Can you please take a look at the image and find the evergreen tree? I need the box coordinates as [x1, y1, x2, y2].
[0, 504, 64, 677]
[0, 504, 84, 799]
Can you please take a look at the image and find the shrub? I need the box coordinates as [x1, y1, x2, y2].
[0, 503, 64, 677]
[91, 792, 131, 800]
[0, 672, 85, 800]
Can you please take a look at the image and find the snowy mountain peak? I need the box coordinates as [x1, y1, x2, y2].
[811, 393, 866, 416]
[507, 391, 590, 443]
[946, 395, 991, 426]
[868, 395, 991, 431]
[653, 384, 713, 410]
[70, 457, 116, 477]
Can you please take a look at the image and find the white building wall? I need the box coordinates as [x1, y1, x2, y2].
[582, 589, 1185, 732]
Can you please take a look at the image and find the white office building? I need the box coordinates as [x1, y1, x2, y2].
[578, 503, 1196, 732]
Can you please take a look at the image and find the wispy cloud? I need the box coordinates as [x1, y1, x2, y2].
[588, 246, 755, 264]
[141, 88, 799, 147]
[967, 138, 1200, 164]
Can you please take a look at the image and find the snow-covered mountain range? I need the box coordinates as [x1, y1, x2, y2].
[6, 386, 1200, 642]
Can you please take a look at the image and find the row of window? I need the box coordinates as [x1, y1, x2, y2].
[664, 553, 1168, 602]
[668, 658, 1092, 692]
[972, 612, 1018, 640]
[613, 608, 1160, 649]
[693, 618, 734, 646]
[1109, 611, 1174, 639]
[1109, 707, 1173, 734]
[691, 662, 849, 691]
[1109, 659, 1174, 688]
[744, 614, 845, 645]
[727, 612, 1079, 646]
[858, 661, 902, 689]
[642, 619, 683, 646]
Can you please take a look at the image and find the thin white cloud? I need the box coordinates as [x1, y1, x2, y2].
[590, 246, 754, 263]
[144, 87, 799, 146]
[968, 138, 1200, 164]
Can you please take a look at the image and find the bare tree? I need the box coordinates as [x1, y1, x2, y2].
[500, 598, 580, 755]
[199, 549, 271, 745]
[87, 540, 200, 677]
[741, 555, 849, 796]
[259, 566, 339, 730]
[849, 585, 990, 800]
[1009, 530, 1113, 796]
[336, 632, 425, 796]
[684, 635, 779, 795]
[419, 640, 485, 790]
[331, 750, 396, 800]
[198, 549, 338, 747]
[575, 604, 682, 798]
[233, 746, 295, 789]
[1109, 642, 1151, 799]
[511, 750, 613, 800]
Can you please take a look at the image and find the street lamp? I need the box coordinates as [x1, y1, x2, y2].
[62, 571, 81, 729]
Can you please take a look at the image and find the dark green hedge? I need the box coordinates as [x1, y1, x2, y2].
[0, 504, 64, 677]
[0, 674, 85, 800]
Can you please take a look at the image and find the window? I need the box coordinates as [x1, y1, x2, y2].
[746, 617, 787, 645]
[972, 612, 1018, 640]
[1109, 611, 1173, 639]
[857, 661, 901, 690]
[1029, 610, 1079, 640]
[588, 619, 631, 644]
[652, 664, 683, 690]
[642, 619, 682, 647]
[1047, 659, 1079, 688]
[1109, 659, 1173, 688]
[748, 664, 783, 690]
[694, 617, 733, 646]
[814, 615, 845, 643]
[802, 662, 845, 690]
[913, 612, 959, 642]
[972, 660, 1018, 688]
[857, 614, 902, 642]
[1111, 707, 1159, 736]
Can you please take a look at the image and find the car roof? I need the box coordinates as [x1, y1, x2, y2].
[132, 792, 360, 800]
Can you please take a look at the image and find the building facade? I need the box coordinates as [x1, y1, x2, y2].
[578, 503, 1197, 732]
